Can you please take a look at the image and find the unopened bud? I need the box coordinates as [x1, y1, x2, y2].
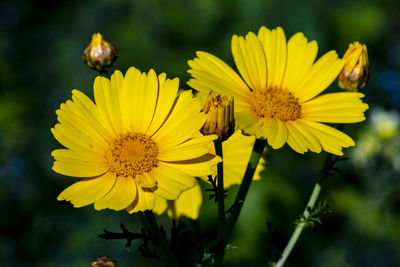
[201, 91, 235, 140]
[83, 33, 118, 72]
[338, 41, 369, 92]
[90, 256, 118, 267]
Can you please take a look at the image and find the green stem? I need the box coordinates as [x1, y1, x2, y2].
[275, 153, 334, 267]
[138, 210, 179, 267]
[213, 138, 266, 266]
[214, 139, 226, 243]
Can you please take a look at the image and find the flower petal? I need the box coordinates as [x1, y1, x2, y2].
[126, 185, 155, 213]
[282, 33, 318, 92]
[298, 119, 355, 155]
[151, 91, 206, 150]
[152, 164, 196, 200]
[158, 135, 217, 161]
[231, 32, 267, 91]
[301, 92, 369, 123]
[291, 51, 344, 102]
[120, 67, 159, 133]
[94, 176, 137, 211]
[221, 130, 256, 187]
[167, 180, 202, 220]
[57, 172, 116, 208]
[52, 149, 108, 177]
[188, 51, 250, 98]
[257, 26, 287, 88]
[146, 75, 179, 136]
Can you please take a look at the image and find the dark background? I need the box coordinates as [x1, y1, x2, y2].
[1, 0, 400, 266]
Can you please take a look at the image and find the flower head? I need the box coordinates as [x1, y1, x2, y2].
[201, 91, 235, 140]
[188, 26, 369, 155]
[83, 33, 118, 72]
[337, 41, 369, 92]
[52, 67, 219, 212]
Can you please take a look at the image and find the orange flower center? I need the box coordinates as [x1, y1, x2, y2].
[248, 88, 301, 121]
[106, 133, 158, 177]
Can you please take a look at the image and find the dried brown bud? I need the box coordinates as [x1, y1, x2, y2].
[90, 256, 118, 267]
[338, 41, 369, 92]
[201, 91, 235, 140]
[83, 33, 118, 72]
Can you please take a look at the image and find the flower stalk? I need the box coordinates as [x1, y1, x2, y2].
[275, 153, 334, 267]
[213, 138, 266, 266]
[214, 139, 226, 243]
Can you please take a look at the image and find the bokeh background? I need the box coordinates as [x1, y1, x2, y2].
[1, 0, 400, 266]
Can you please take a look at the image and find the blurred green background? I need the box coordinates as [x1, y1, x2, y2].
[1, 0, 400, 266]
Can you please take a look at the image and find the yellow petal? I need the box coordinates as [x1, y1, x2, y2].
[292, 51, 344, 102]
[286, 120, 322, 153]
[152, 164, 196, 200]
[52, 149, 108, 177]
[267, 118, 288, 149]
[235, 109, 259, 134]
[187, 51, 250, 98]
[56, 109, 108, 149]
[153, 195, 168, 215]
[231, 32, 267, 91]
[57, 172, 116, 208]
[120, 68, 159, 133]
[221, 130, 256, 187]
[126, 185, 155, 213]
[94, 176, 137, 211]
[151, 91, 206, 150]
[136, 172, 157, 189]
[51, 123, 105, 155]
[146, 76, 179, 136]
[70, 89, 113, 141]
[93, 76, 118, 136]
[286, 122, 308, 154]
[167, 180, 202, 220]
[298, 119, 355, 155]
[158, 135, 217, 161]
[282, 33, 318, 92]
[160, 153, 220, 177]
[257, 26, 287, 88]
[301, 92, 369, 123]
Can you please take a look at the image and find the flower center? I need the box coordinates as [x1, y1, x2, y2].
[106, 133, 159, 177]
[248, 88, 301, 121]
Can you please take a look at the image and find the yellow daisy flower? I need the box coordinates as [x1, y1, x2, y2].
[188, 26, 369, 155]
[155, 129, 265, 219]
[52, 67, 220, 213]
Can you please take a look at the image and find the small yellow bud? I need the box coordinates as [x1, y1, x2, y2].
[201, 91, 235, 140]
[83, 33, 118, 72]
[90, 256, 118, 267]
[338, 41, 369, 92]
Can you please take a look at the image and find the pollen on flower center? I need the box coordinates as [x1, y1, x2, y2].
[248, 88, 301, 121]
[106, 133, 159, 177]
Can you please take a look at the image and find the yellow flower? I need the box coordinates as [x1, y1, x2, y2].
[337, 41, 369, 92]
[188, 26, 369, 156]
[154, 129, 264, 219]
[52, 67, 220, 212]
[83, 33, 118, 71]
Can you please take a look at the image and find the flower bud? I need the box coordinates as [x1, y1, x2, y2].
[90, 256, 118, 267]
[83, 33, 118, 72]
[201, 91, 235, 140]
[338, 41, 369, 92]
